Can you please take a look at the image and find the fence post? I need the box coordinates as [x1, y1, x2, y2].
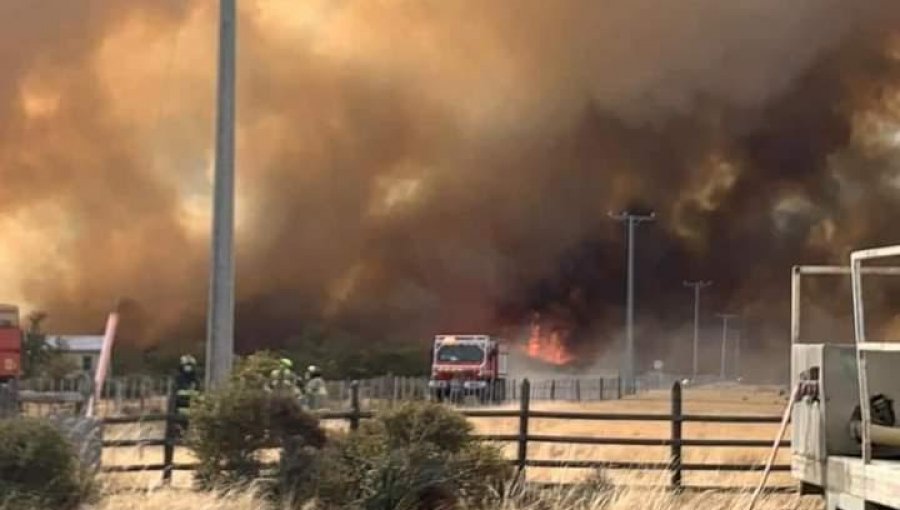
[139, 378, 146, 415]
[349, 380, 361, 431]
[115, 380, 124, 415]
[550, 380, 556, 401]
[517, 379, 531, 475]
[391, 375, 396, 405]
[599, 378, 605, 401]
[162, 384, 177, 485]
[575, 379, 581, 402]
[616, 376, 622, 400]
[670, 381, 683, 491]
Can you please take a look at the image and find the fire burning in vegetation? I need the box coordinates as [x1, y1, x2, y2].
[526, 314, 574, 366]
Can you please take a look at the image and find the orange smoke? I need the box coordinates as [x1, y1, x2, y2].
[526, 314, 574, 365]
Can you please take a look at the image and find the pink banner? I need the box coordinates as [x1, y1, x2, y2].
[86, 309, 119, 417]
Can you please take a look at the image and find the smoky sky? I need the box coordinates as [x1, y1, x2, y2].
[1, 1, 899, 377]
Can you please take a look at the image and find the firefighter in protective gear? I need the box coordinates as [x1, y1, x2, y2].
[304, 365, 328, 410]
[267, 358, 302, 398]
[173, 355, 200, 436]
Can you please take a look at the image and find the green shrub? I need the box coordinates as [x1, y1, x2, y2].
[303, 402, 512, 510]
[187, 390, 510, 509]
[0, 418, 92, 510]
[378, 402, 474, 453]
[185, 382, 325, 489]
[232, 351, 285, 389]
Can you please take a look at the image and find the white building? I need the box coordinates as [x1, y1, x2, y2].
[45, 335, 104, 374]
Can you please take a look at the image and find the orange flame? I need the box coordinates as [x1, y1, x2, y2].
[526, 314, 574, 365]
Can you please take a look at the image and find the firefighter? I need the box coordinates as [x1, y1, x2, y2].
[267, 358, 302, 398]
[173, 355, 200, 436]
[304, 365, 328, 410]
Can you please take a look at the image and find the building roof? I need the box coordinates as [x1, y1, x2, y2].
[45, 335, 104, 353]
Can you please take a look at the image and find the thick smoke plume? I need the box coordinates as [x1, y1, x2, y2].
[1, 1, 900, 378]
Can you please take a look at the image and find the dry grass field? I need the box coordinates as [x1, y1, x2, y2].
[468, 384, 792, 487]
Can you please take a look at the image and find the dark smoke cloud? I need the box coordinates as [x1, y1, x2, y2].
[1, 1, 899, 379]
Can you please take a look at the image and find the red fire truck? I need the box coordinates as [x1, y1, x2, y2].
[0, 304, 22, 384]
[428, 334, 508, 403]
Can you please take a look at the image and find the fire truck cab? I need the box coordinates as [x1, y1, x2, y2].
[0, 305, 22, 385]
[428, 334, 508, 404]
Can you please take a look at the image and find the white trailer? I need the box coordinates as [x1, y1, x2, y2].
[791, 258, 900, 509]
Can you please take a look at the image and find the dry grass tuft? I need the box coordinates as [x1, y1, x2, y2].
[88, 484, 822, 510]
[89, 487, 270, 510]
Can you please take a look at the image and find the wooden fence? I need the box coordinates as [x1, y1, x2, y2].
[6, 375, 627, 425]
[16, 376, 173, 417]
[326, 376, 624, 406]
[99, 380, 791, 491]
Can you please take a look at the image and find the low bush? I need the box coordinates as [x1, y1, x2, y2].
[232, 351, 285, 389]
[379, 401, 473, 453]
[299, 402, 512, 510]
[0, 417, 93, 510]
[185, 382, 325, 489]
[186, 379, 510, 509]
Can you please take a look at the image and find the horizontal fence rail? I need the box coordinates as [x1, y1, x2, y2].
[12, 375, 173, 417]
[93, 379, 793, 491]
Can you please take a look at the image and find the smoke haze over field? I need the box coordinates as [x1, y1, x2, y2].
[1, 1, 900, 378]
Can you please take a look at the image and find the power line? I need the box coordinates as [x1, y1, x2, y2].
[609, 210, 655, 393]
[683, 280, 712, 379]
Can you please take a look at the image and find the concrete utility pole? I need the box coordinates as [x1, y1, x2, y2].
[716, 314, 738, 380]
[683, 280, 712, 379]
[609, 211, 655, 393]
[206, 0, 237, 389]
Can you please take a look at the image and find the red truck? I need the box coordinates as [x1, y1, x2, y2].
[428, 334, 508, 404]
[0, 304, 22, 384]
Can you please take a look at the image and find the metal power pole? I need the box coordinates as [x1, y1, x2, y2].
[716, 314, 737, 380]
[206, 0, 237, 389]
[609, 211, 655, 393]
[683, 280, 712, 379]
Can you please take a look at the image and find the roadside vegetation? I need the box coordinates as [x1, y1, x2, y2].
[185, 352, 510, 509]
[0, 417, 95, 509]
[89, 482, 819, 510]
